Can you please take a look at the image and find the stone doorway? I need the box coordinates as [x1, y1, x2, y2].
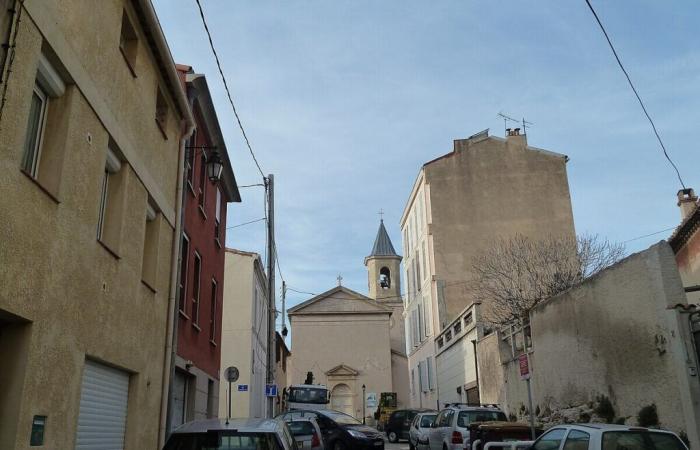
[330, 383, 354, 416]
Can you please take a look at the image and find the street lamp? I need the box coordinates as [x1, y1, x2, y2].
[362, 384, 366, 425]
[186, 145, 223, 184]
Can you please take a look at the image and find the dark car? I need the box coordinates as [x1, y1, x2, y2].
[277, 409, 384, 450]
[385, 409, 434, 443]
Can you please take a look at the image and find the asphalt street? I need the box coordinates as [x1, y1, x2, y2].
[384, 440, 410, 450]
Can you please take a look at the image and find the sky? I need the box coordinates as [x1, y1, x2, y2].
[153, 0, 700, 320]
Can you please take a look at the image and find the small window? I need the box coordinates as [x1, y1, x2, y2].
[155, 88, 169, 138]
[198, 152, 207, 212]
[445, 330, 452, 342]
[141, 202, 160, 290]
[178, 234, 190, 314]
[185, 130, 197, 191]
[119, 10, 138, 75]
[192, 252, 202, 326]
[21, 84, 48, 177]
[464, 312, 473, 326]
[97, 144, 125, 253]
[415, 250, 421, 290]
[379, 266, 391, 289]
[454, 321, 462, 334]
[209, 278, 218, 342]
[437, 337, 444, 348]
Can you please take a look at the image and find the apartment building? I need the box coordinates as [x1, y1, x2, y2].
[170, 66, 240, 427]
[0, 1, 193, 448]
[219, 249, 270, 419]
[401, 128, 576, 408]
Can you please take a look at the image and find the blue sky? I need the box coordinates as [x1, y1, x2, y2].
[153, 1, 699, 315]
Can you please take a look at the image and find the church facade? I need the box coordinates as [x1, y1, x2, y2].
[287, 221, 409, 421]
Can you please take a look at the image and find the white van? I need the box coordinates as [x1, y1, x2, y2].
[286, 384, 330, 411]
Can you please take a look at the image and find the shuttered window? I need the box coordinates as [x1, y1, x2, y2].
[75, 360, 129, 450]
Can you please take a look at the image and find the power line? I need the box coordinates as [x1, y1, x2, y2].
[583, 0, 686, 189]
[238, 183, 266, 189]
[194, 0, 265, 180]
[621, 226, 676, 244]
[226, 217, 266, 230]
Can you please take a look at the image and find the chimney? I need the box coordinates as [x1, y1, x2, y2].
[506, 127, 527, 146]
[677, 188, 698, 220]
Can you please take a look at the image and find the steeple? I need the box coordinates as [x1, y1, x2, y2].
[365, 219, 402, 301]
[369, 220, 398, 258]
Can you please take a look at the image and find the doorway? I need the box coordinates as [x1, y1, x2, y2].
[330, 384, 354, 416]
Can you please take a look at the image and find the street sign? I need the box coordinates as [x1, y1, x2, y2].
[224, 366, 239, 383]
[518, 354, 530, 380]
[265, 384, 278, 397]
[237, 384, 249, 392]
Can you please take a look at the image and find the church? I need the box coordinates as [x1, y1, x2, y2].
[287, 220, 409, 421]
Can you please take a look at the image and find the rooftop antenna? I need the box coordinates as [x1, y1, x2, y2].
[522, 117, 534, 135]
[497, 112, 519, 135]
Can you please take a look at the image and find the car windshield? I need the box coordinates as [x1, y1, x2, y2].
[322, 411, 362, 425]
[457, 411, 508, 427]
[287, 421, 315, 436]
[420, 415, 437, 427]
[164, 432, 282, 450]
[287, 387, 328, 404]
[602, 431, 686, 450]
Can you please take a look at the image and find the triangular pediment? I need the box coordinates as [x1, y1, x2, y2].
[325, 364, 359, 377]
[287, 286, 392, 316]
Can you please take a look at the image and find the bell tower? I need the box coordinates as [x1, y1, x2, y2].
[365, 219, 402, 301]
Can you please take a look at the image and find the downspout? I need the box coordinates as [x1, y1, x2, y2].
[158, 117, 195, 448]
[471, 339, 480, 402]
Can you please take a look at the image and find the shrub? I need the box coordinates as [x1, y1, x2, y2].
[637, 404, 659, 428]
[594, 395, 615, 424]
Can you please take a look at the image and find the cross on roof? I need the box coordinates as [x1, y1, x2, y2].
[378, 209, 384, 221]
[337, 274, 343, 286]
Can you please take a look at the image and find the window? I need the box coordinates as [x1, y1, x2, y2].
[417, 304, 424, 342]
[198, 152, 207, 211]
[215, 188, 222, 243]
[185, 130, 197, 191]
[457, 411, 507, 427]
[423, 295, 432, 336]
[209, 278, 218, 342]
[422, 241, 428, 280]
[379, 266, 391, 289]
[416, 250, 421, 291]
[155, 87, 169, 138]
[192, 252, 202, 326]
[417, 361, 424, 392]
[97, 143, 125, 254]
[21, 84, 48, 177]
[206, 379, 215, 418]
[464, 312, 473, 326]
[602, 432, 686, 450]
[141, 202, 160, 290]
[563, 430, 591, 450]
[454, 321, 462, 334]
[437, 337, 444, 349]
[178, 234, 190, 314]
[445, 330, 452, 342]
[532, 429, 567, 450]
[119, 10, 138, 75]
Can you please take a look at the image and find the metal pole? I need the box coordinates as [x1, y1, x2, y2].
[265, 174, 276, 418]
[526, 378, 535, 439]
[281, 280, 286, 332]
[227, 380, 231, 424]
[362, 385, 366, 424]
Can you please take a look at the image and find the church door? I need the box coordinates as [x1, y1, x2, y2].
[330, 384, 354, 417]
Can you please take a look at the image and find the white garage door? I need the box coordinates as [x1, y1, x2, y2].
[75, 360, 129, 450]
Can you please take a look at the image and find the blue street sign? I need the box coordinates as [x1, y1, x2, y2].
[265, 384, 278, 397]
[237, 384, 249, 392]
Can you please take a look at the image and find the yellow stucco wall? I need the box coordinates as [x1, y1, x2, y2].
[0, 1, 184, 448]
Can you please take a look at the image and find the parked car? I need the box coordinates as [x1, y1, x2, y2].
[285, 416, 324, 450]
[426, 403, 507, 450]
[276, 409, 385, 450]
[527, 424, 688, 450]
[386, 408, 435, 443]
[409, 411, 438, 450]
[163, 418, 298, 450]
[467, 420, 542, 449]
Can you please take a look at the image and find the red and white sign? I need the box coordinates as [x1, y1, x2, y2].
[518, 354, 531, 380]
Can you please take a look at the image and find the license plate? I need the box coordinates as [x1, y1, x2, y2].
[295, 440, 305, 448]
[374, 441, 383, 446]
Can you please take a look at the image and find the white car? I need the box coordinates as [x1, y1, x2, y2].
[164, 418, 299, 450]
[427, 404, 507, 450]
[409, 412, 437, 450]
[528, 424, 688, 450]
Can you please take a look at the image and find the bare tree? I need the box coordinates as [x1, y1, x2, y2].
[472, 233, 625, 325]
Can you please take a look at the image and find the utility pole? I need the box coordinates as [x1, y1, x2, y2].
[280, 281, 287, 334]
[265, 174, 276, 418]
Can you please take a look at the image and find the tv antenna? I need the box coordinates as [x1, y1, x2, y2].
[521, 117, 534, 135]
[497, 112, 519, 134]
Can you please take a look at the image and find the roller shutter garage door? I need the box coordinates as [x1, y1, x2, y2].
[75, 360, 129, 450]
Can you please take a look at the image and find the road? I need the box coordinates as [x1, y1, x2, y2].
[385, 440, 410, 450]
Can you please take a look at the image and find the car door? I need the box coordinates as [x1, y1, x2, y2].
[429, 411, 448, 450]
[531, 428, 569, 450]
[561, 430, 591, 450]
[404, 411, 417, 438]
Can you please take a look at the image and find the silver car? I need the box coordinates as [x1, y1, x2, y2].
[409, 412, 437, 450]
[427, 404, 507, 450]
[286, 417, 325, 450]
[164, 418, 299, 450]
[528, 424, 688, 450]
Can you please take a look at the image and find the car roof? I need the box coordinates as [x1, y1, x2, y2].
[445, 404, 503, 411]
[549, 424, 679, 434]
[172, 418, 283, 434]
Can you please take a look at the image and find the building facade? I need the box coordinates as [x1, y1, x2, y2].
[671, 188, 700, 304]
[170, 66, 240, 427]
[287, 221, 410, 421]
[219, 249, 270, 419]
[401, 128, 576, 408]
[0, 1, 193, 448]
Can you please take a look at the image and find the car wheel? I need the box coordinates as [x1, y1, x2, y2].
[409, 443, 416, 450]
[333, 441, 347, 450]
[388, 431, 399, 443]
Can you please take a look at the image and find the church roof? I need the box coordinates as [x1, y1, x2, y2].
[287, 286, 392, 316]
[368, 220, 398, 258]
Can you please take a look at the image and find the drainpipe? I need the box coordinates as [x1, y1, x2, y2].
[158, 117, 195, 448]
[471, 339, 480, 402]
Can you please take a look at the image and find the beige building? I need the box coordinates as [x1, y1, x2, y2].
[0, 0, 194, 448]
[287, 221, 410, 420]
[219, 249, 270, 420]
[401, 128, 576, 408]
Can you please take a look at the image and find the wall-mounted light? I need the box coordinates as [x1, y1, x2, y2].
[207, 151, 224, 183]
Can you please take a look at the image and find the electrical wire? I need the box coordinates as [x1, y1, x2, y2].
[194, 0, 265, 179]
[238, 183, 266, 188]
[621, 226, 676, 244]
[583, 0, 686, 189]
[226, 217, 266, 230]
